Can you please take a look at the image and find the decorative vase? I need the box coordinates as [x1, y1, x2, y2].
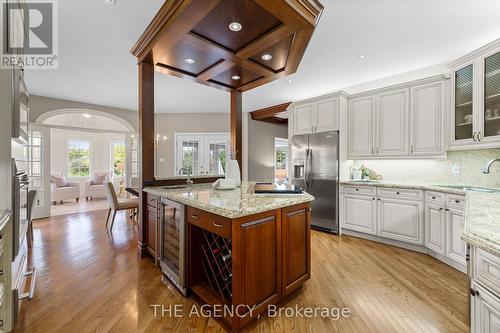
[225, 159, 241, 186]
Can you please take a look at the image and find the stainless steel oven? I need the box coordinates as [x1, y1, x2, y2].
[12, 68, 29, 143]
[159, 198, 186, 295]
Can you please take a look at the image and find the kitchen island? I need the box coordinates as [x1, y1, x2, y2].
[143, 183, 314, 332]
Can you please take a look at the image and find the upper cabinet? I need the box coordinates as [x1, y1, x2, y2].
[290, 93, 346, 137]
[449, 41, 500, 149]
[348, 76, 446, 159]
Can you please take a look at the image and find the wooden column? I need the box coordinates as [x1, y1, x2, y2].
[138, 61, 155, 256]
[230, 90, 242, 171]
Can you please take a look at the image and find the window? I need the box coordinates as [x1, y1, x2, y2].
[28, 130, 43, 206]
[68, 140, 90, 177]
[175, 134, 229, 176]
[111, 141, 126, 177]
[275, 138, 288, 182]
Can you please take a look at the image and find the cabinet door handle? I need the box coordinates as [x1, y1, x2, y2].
[439, 208, 443, 211]
[371, 147, 374, 155]
[472, 132, 477, 142]
[410, 145, 414, 154]
[477, 131, 481, 142]
[213, 222, 224, 228]
[396, 192, 400, 195]
[377, 198, 381, 201]
[446, 208, 450, 212]
[432, 196, 436, 199]
[191, 214, 199, 219]
[355, 188, 359, 191]
[376, 147, 379, 155]
[372, 197, 375, 200]
[470, 288, 480, 297]
[455, 200, 460, 204]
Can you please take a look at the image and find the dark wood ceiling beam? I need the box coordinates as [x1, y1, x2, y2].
[132, 0, 222, 64]
[254, 0, 317, 31]
[183, 32, 275, 77]
[250, 102, 292, 120]
[284, 29, 313, 73]
[197, 60, 235, 81]
[155, 63, 232, 92]
[236, 24, 293, 59]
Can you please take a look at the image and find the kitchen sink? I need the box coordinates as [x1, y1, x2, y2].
[160, 185, 188, 190]
[435, 185, 500, 193]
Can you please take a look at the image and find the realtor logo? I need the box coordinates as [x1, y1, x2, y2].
[1, 0, 58, 69]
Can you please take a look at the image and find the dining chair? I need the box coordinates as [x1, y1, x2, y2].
[104, 182, 139, 230]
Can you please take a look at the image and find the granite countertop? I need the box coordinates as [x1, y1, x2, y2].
[340, 180, 500, 257]
[155, 175, 222, 181]
[462, 192, 500, 257]
[144, 182, 314, 219]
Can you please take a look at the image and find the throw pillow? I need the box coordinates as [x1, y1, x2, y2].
[51, 174, 68, 188]
[91, 173, 107, 185]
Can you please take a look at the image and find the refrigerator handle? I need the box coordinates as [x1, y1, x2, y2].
[305, 148, 312, 190]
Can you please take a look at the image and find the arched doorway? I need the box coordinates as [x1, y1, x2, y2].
[31, 109, 137, 217]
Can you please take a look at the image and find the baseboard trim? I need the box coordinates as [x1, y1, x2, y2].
[341, 229, 466, 273]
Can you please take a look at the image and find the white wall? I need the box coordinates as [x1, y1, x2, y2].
[50, 128, 126, 196]
[247, 114, 288, 182]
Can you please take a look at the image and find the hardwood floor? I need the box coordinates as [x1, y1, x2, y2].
[15, 210, 468, 332]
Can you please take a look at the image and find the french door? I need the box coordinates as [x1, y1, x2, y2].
[175, 133, 230, 176]
[28, 126, 51, 219]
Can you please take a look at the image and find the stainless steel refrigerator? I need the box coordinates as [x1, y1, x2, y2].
[291, 131, 339, 234]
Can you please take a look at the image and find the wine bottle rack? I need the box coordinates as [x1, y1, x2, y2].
[200, 230, 232, 301]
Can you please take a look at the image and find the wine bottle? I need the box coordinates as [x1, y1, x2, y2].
[222, 250, 232, 262]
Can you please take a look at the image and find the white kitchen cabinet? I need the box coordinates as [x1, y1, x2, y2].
[424, 204, 446, 255]
[377, 197, 423, 244]
[348, 96, 375, 157]
[376, 89, 409, 156]
[445, 208, 466, 265]
[472, 282, 500, 333]
[347, 76, 446, 159]
[314, 97, 339, 133]
[449, 40, 500, 150]
[410, 81, 445, 156]
[341, 194, 376, 235]
[293, 103, 314, 135]
[290, 94, 344, 137]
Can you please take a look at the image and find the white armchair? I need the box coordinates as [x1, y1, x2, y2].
[50, 174, 80, 204]
[85, 171, 113, 201]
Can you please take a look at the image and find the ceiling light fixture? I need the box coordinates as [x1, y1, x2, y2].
[82, 114, 91, 118]
[287, 78, 293, 83]
[102, 0, 116, 4]
[184, 58, 196, 64]
[231, 75, 241, 80]
[358, 54, 366, 59]
[228, 22, 242, 32]
[261, 54, 272, 61]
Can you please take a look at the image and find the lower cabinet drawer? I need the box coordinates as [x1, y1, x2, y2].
[446, 194, 465, 210]
[425, 191, 445, 205]
[378, 187, 423, 200]
[341, 185, 376, 196]
[474, 247, 500, 296]
[187, 207, 232, 239]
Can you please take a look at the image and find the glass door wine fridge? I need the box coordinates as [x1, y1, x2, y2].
[159, 198, 186, 295]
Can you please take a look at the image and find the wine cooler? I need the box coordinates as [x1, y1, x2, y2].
[159, 198, 186, 295]
[200, 230, 232, 301]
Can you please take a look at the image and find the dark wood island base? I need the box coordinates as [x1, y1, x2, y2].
[187, 202, 311, 332]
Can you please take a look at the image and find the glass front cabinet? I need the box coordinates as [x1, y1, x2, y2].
[450, 43, 500, 149]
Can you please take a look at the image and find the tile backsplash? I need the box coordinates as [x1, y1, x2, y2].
[352, 149, 500, 188]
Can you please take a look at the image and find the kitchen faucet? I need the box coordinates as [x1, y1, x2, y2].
[178, 167, 194, 185]
[482, 159, 500, 174]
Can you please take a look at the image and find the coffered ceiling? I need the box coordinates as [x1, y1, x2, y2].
[131, 0, 323, 92]
[24, 0, 500, 114]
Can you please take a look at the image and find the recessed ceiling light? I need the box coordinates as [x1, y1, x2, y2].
[287, 78, 293, 83]
[358, 54, 366, 59]
[228, 22, 242, 32]
[184, 58, 196, 64]
[82, 114, 91, 118]
[102, 0, 116, 4]
[261, 54, 272, 61]
[231, 75, 241, 80]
